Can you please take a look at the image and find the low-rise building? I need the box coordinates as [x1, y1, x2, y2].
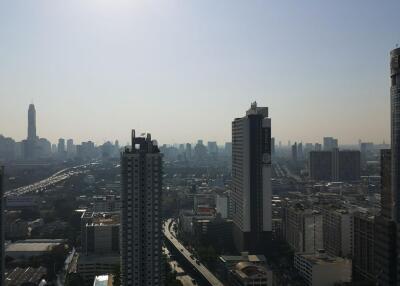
[5, 239, 66, 259]
[5, 266, 47, 286]
[229, 262, 273, 286]
[218, 252, 272, 284]
[77, 253, 119, 286]
[294, 250, 352, 286]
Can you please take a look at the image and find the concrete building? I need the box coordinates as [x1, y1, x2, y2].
[294, 250, 352, 286]
[5, 239, 65, 259]
[215, 194, 229, 219]
[81, 212, 120, 255]
[352, 212, 375, 282]
[121, 131, 163, 286]
[323, 137, 338, 151]
[0, 167, 4, 286]
[320, 208, 353, 257]
[218, 253, 272, 285]
[309, 150, 360, 182]
[229, 262, 273, 286]
[291, 142, 297, 162]
[67, 139, 75, 156]
[283, 205, 323, 254]
[372, 48, 400, 286]
[232, 102, 272, 253]
[208, 141, 218, 155]
[92, 195, 121, 212]
[93, 274, 113, 286]
[24, 104, 38, 159]
[391, 47, 400, 223]
[309, 151, 332, 181]
[58, 138, 66, 156]
[374, 150, 398, 285]
[78, 254, 119, 286]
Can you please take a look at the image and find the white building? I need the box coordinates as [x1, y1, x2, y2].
[294, 251, 352, 286]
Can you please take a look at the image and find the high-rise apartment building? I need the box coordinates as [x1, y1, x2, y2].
[282, 205, 323, 254]
[121, 131, 163, 286]
[323, 137, 338, 151]
[0, 167, 4, 286]
[320, 207, 353, 257]
[291, 142, 297, 162]
[353, 213, 375, 282]
[58, 138, 65, 155]
[309, 150, 360, 181]
[231, 102, 272, 253]
[373, 47, 400, 286]
[309, 151, 332, 181]
[67, 139, 75, 156]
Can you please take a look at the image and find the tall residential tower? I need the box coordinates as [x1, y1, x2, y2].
[121, 131, 163, 286]
[231, 102, 272, 253]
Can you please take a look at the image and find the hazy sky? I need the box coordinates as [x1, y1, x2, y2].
[0, 0, 398, 145]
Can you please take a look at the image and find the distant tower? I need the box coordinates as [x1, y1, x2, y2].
[27, 104, 36, 140]
[231, 102, 272, 253]
[121, 130, 163, 286]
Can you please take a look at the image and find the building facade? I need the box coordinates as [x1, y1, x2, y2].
[352, 213, 375, 282]
[0, 167, 4, 286]
[121, 131, 163, 286]
[282, 205, 323, 254]
[309, 150, 360, 182]
[232, 102, 272, 253]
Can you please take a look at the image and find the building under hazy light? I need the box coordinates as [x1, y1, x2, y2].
[121, 130, 163, 286]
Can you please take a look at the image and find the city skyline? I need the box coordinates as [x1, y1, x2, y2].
[0, 1, 398, 144]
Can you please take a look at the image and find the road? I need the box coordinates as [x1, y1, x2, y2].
[163, 219, 224, 286]
[5, 163, 91, 197]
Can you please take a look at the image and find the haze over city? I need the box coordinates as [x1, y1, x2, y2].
[1, 0, 398, 144]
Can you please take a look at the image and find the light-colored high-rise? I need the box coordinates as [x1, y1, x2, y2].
[231, 102, 272, 253]
[121, 130, 163, 286]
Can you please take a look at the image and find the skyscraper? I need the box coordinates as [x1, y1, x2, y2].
[121, 131, 163, 286]
[391, 47, 400, 222]
[291, 142, 297, 162]
[373, 47, 400, 286]
[231, 102, 272, 253]
[27, 104, 36, 140]
[24, 104, 37, 159]
[58, 138, 65, 156]
[0, 167, 4, 286]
